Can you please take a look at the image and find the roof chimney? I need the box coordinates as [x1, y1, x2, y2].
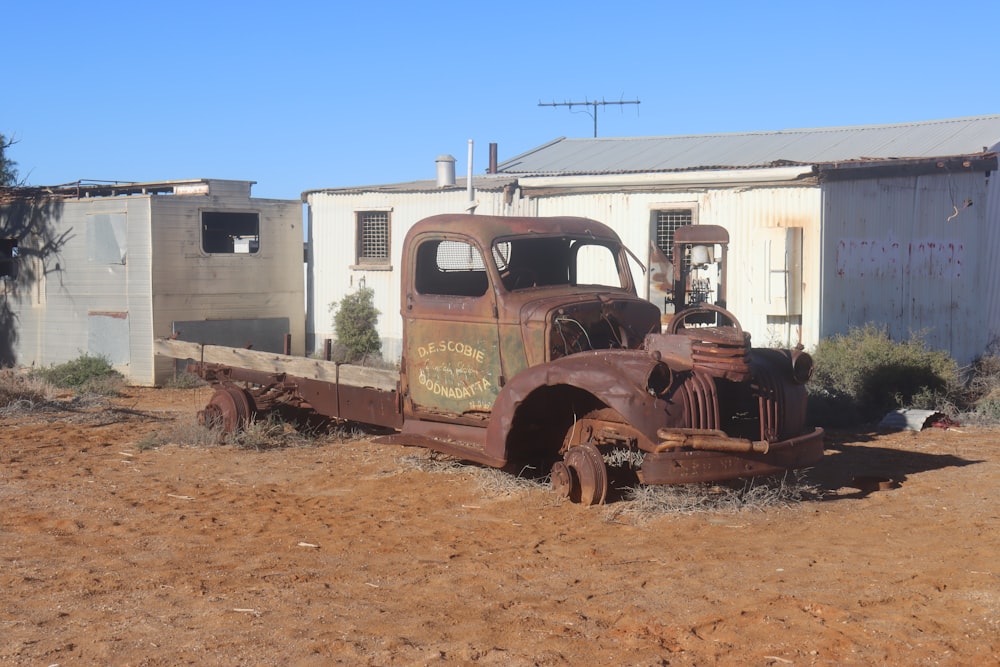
[488, 143, 498, 174]
[435, 154, 456, 187]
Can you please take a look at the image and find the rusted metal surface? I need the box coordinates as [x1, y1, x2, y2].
[199, 385, 255, 433]
[177, 214, 825, 501]
[563, 444, 608, 506]
[638, 428, 825, 485]
[191, 362, 402, 434]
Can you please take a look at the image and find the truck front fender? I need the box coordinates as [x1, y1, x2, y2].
[484, 349, 674, 463]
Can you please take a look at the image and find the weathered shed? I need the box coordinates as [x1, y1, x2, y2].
[1, 179, 303, 385]
[497, 116, 1000, 362]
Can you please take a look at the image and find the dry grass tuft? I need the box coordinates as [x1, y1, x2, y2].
[0, 369, 56, 414]
[135, 416, 225, 450]
[397, 453, 549, 498]
[605, 471, 819, 523]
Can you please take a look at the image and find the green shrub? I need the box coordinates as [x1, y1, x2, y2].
[330, 286, 382, 363]
[31, 353, 125, 396]
[808, 325, 959, 426]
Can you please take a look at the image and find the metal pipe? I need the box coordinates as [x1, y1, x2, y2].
[467, 140, 474, 206]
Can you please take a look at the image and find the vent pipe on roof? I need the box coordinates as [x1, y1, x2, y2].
[436, 154, 456, 187]
[488, 143, 498, 174]
[465, 140, 478, 213]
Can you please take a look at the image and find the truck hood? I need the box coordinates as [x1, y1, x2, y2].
[502, 286, 662, 366]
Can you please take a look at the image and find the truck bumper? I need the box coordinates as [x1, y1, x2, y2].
[636, 428, 825, 485]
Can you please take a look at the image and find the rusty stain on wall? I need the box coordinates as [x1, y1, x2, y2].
[836, 238, 964, 280]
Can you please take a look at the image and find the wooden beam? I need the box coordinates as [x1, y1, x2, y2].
[155, 338, 397, 392]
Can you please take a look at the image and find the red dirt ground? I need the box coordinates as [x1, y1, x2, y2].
[1, 386, 997, 665]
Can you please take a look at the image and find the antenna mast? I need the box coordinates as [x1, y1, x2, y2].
[538, 97, 640, 137]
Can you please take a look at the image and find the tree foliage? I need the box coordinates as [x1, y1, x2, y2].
[331, 286, 382, 363]
[0, 134, 18, 186]
[1, 136, 69, 367]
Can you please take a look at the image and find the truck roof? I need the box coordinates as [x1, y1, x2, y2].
[406, 214, 623, 246]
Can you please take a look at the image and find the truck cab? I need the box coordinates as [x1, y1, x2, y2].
[400, 214, 659, 422]
[395, 215, 823, 503]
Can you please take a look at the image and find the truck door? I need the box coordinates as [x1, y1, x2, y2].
[402, 235, 502, 421]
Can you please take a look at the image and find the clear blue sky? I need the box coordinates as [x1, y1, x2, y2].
[5, 1, 999, 201]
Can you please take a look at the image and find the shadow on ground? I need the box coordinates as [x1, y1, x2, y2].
[805, 429, 983, 500]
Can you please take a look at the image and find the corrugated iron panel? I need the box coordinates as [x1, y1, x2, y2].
[986, 175, 1000, 348]
[820, 172, 990, 362]
[499, 116, 1000, 175]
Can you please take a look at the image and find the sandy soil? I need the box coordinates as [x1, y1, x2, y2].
[1, 386, 998, 666]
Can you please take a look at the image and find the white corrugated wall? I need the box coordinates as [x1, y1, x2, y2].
[529, 185, 822, 349]
[820, 170, 991, 363]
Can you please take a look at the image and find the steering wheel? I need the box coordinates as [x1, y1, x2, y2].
[504, 268, 537, 290]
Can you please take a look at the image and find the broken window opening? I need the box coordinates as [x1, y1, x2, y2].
[202, 211, 260, 254]
[493, 236, 625, 291]
[1, 238, 18, 279]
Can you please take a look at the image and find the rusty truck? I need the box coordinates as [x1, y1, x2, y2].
[157, 214, 824, 504]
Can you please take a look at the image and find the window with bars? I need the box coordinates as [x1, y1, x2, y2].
[356, 211, 390, 265]
[653, 209, 693, 262]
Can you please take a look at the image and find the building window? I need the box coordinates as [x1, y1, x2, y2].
[202, 211, 260, 254]
[356, 211, 390, 265]
[653, 209, 693, 262]
[0, 238, 18, 279]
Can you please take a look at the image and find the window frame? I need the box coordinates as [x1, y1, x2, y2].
[353, 210, 392, 269]
[201, 210, 261, 255]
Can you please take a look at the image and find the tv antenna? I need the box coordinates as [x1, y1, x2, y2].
[538, 96, 640, 137]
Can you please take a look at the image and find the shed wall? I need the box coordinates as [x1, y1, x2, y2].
[819, 171, 991, 363]
[5, 197, 154, 379]
[984, 171, 1000, 350]
[528, 186, 822, 349]
[149, 194, 304, 384]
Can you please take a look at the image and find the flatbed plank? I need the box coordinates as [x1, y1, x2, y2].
[155, 338, 397, 392]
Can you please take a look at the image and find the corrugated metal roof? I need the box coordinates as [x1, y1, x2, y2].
[498, 115, 1000, 175]
[302, 174, 516, 199]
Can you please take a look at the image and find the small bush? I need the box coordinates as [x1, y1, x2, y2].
[30, 353, 125, 396]
[330, 286, 382, 363]
[808, 325, 959, 426]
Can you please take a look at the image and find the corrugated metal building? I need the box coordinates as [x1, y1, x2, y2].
[1, 179, 303, 385]
[500, 116, 1000, 363]
[305, 116, 1000, 365]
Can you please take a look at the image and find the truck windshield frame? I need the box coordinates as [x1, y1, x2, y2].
[491, 235, 626, 292]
